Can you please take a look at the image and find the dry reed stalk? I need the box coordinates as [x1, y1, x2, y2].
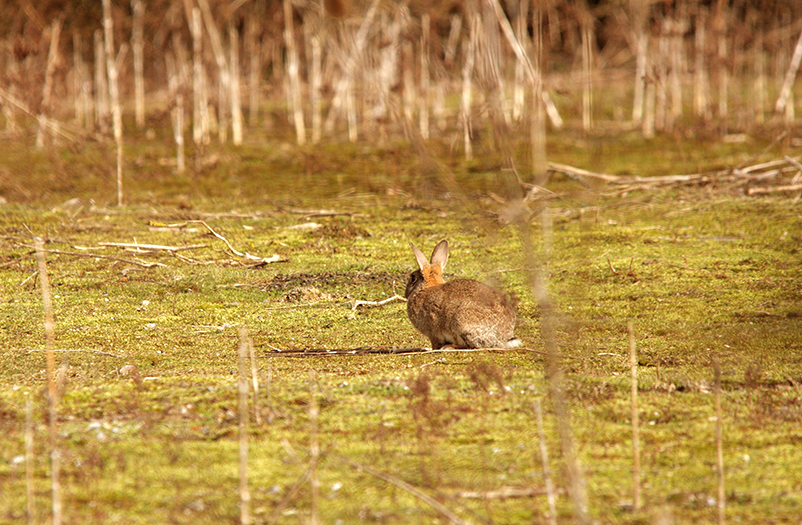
[230, 22, 243, 146]
[72, 33, 87, 129]
[643, 54, 655, 138]
[714, 357, 725, 525]
[530, 4, 547, 182]
[238, 327, 252, 525]
[512, 1, 528, 122]
[581, 24, 593, 132]
[34, 237, 62, 525]
[402, 40, 416, 127]
[247, 335, 261, 425]
[420, 14, 430, 140]
[630, 0, 647, 123]
[132, 0, 145, 129]
[36, 19, 62, 149]
[308, 370, 320, 525]
[102, 0, 125, 206]
[753, 30, 765, 125]
[519, 209, 590, 524]
[189, 8, 209, 146]
[628, 320, 641, 511]
[247, 15, 260, 127]
[165, 53, 186, 173]
[94, 29, 109, 132]
[283, 0, 306, 145]
[197, 0, 230, 143]
[534, 399, 557, 525]
[775, 28, 802, 116]
[667, 19, 683, 127]
[310, 33, 322, 143]
[461, 15, 477, 160]
[486, 0, 562, 130]
[694, 8, 710, 119]
[25, 396, 35, 525]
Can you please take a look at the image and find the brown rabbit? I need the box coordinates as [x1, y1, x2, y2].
[405, 240, 521, 349]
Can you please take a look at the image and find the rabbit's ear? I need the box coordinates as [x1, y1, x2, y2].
[410, 242, 429, 271]
[430, 240, 449, 270]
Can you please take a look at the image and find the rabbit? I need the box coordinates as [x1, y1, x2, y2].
[405, 240, 521, 349]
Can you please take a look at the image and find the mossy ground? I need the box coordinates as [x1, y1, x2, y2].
[1, 123, 801, 524]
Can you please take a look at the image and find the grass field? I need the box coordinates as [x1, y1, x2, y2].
[1, 126, 801, 524]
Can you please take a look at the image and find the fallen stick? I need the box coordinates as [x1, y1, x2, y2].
[351, 294, 405, 311]
[258, 346, 568, 358]
[746, 184, 802, 195]
[456, 486, 549, 499]
[20, 245, 165, 268]
[98, 242, 208, 252]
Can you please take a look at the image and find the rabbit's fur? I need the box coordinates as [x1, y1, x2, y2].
[405, 240, 521, 349]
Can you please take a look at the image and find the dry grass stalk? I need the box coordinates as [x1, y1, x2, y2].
[196, 0, 230, 143]
[230, 22, 243, 146]
[629, 320, 641, 511]
[774, 28, 802, 115]
[420, 13, 431, 140]
[714, 357, 725, 525]
[25, 396, 35, 525]
[132, 0, 145, 129]
[519, 208, 590, 524]
[238, 327, 252, 525]
[308, 370, 320, 525]
[36, 19, 62, 149]
[34, 237, 62, 525]
[535, 399, 558, 525]
[93, 29, 109, 132]
[247, 16, 260, 128]
[283, 0, 306, 145]
[165, 52, 186, 173]
[103, 0, 125, 206]
[461, 15, 477, 160]
[246, 334, 261, 425]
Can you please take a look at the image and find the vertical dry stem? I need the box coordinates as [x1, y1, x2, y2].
[103, 0, 124, 206]
[519, 211, 590, 524]
[94, 29, 109, 132]
[714, 357, 725, 525]
[628, 320, 641, 511]
[461, 15, 477, 160]
[283, 0, 306, 145]
[25, 396, 36, 525]
[132, 0, 145, 129]
[419, 14, 430, 140]
[238, 328, 252, 525]
[230, 22, 243, 146]
[247, 334, 261, 425]
[34, 237, 61, 525]
[535, 399, 557, 525]
[36, 19, 62, 149]
[309, 370, 320, 525]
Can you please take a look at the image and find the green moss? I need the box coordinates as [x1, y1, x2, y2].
[1, 127, 801, 524]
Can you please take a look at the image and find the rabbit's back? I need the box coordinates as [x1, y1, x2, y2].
[407, 278, 517, 349]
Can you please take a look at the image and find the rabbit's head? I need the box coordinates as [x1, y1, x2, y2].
[405, 240, 448, 298]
